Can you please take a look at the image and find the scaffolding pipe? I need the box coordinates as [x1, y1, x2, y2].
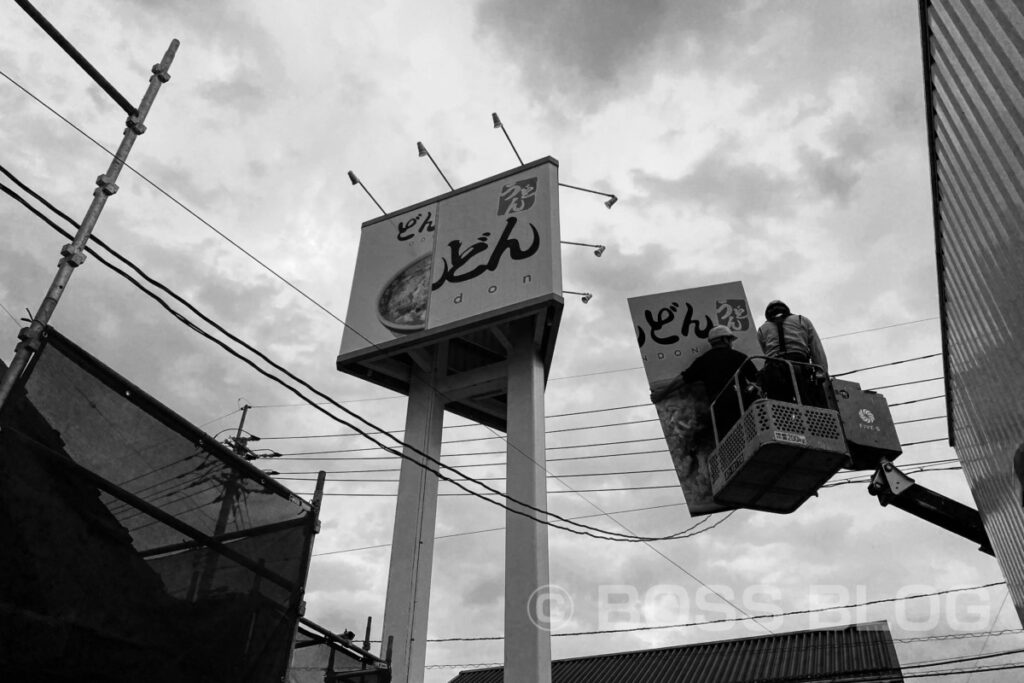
[14, 0, 140, 117]
[0, 38, 179, 413]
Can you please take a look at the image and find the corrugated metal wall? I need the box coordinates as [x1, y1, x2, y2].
[448, 622, 902, 683]
[921, 0, 1024, 622]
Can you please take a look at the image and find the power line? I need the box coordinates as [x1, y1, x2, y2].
[832, 353, 942, 378]
[4, 68, 944, 413]
[276, 435, 666, 458]
[965, 588, 1011, 683]
[866, 377, 943, 392]
[313, 502, 692, 556]
[0, 69, 680, 555]
[272, 428, 949, 459]
[0, 172, 710, 544]
[423, 629, 1024, 673]
[1, 67, 654, 519]
[0, 300, 21, 328]
[261, 353, 942, 409]
[258, 406, 944, 445]
[0, 67, 375, 345]
[889, 395, 945, 408]
[244, 355, 944, 414]
[260, 415, 662, 442]
[423, 581, 1006, 641]
[822, 316, 938, 340]
[278, 464, 958, 497]
[284, 461, 962, 498]
[2, 78, 586, 543]
[274, 451, 960, 482]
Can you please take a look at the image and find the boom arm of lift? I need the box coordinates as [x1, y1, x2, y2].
[869, 459, 993, 556]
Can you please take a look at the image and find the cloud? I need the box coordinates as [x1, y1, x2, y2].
[633, 154, 796, 222]
[197, 75, 266, 110]
[474, 0, 749, 111]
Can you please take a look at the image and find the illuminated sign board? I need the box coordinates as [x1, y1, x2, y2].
[338, 158, 561, 368]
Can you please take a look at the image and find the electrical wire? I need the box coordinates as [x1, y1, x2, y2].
[0, 89, 956, 548]
[423, 581, 1006, 641]
[832, 353, 942, 377]
[964, 588, 1011, 683]
[312, 502, 692, 556]
[245, 350, 943, 410]
[0, 172, 709, 544]
[252, 389, 946, 444]
[271, 429, 949, 459]
[2, 70, 642, 548]
[0, 82, 627, 550]
[0, 300, 21, 328]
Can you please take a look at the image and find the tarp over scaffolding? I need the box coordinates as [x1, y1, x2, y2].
[0, 327, 318, 683]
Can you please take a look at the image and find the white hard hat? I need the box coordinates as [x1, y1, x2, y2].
[708, 325, 737, 341]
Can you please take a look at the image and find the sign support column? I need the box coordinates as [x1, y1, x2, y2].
[504, 316, 552, 682]
[381, 350, 445, 683]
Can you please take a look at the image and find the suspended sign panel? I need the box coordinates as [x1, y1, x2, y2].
[337, 158, 563, 430]
[628, 281, 758, 515]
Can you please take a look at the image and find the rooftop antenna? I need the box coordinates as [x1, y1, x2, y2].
[492, 112, 524, 165]
[416, 141, 454, 191]
[347, 170, 386, 215]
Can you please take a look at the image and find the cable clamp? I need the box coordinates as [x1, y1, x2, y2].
[314, 519, 321, 534]
[16, 326, 42, 352]
[60, 243, 87, 268]
[152, 62, 171, 83]
[95, 175, 119, 196]
[125, 115, 147, 135]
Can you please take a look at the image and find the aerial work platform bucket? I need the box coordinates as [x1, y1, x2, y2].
[705, 358, 848, 514]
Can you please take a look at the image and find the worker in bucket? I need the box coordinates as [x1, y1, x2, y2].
[651, 325, 757, 439]
[757, 300, 829, 406]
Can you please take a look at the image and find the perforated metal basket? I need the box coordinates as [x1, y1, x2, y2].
[707, 399, 849, 513]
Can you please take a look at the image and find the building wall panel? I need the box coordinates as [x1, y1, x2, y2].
[922, 0, 1024, 623]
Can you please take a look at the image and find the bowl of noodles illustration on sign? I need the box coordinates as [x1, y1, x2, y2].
[377, 254, 432, 333]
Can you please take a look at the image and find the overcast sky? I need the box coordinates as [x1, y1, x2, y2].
[1, 2, 1018, 681]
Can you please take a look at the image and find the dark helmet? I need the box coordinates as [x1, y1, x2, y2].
[765, 300, 790, 319]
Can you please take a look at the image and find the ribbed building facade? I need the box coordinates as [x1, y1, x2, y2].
[920, 0, 1024, 621]
[448, 622, 902, 683]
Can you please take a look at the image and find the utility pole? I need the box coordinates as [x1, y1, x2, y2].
[0, 4, 178, 411]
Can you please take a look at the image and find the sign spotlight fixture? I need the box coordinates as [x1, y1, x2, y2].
[491, 111, 524, 165]
[347, 170, 386, 215]
[561, 240, 607, 257]
[563, 290, 593, 304]
[415, 141, 454, 191]
[559, 181, 618, 209]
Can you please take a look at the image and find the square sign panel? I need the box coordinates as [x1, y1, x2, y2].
[338, 158, 562, 411]
[628, 281, 758, 515]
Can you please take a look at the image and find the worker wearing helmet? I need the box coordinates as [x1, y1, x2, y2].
[651, 325, 757, 439]
[757, 300, 829, 405]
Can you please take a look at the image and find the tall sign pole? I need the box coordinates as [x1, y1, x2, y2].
[504, 316, 552, 682]
[0, 38, 180, 411]
[381, 350, 446, 682]
[338, 158, 562, 682]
